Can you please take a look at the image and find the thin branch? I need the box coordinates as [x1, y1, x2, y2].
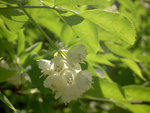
[81, 97, 114, 103]
[0, 6, 54, 9]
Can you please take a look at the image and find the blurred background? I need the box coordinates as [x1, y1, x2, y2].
[0, 0, 150, 113]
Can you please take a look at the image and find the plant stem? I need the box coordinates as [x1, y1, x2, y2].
[0, 6, 54, 9]
[81, 97, 114, 103]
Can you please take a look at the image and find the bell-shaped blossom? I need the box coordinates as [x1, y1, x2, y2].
[67, 45, 87, 64]
[44, 74, 67, 92]
[51, 56, 65, 73]
[38, 44, 92, 103]
[55, 85, 82, 104]
[38, 59, 51, 75]
[76, 70, 92, 92]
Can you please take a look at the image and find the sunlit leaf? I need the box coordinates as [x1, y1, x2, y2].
[98, 27, 122, 43]
[123, 85, 150, 102]
[0, 8, 28, 32]
[121, 58, 145, 81]
[60, 24, 77, 46]
[126, 104, 150, 113]
[63, 15, 100, 53]
[19, 42, 42, 64]
[17, 29, 25, 56]
[0, 19, 17, 42]
[105, 42, 139, 61]
[79, 9, 136, 45]
[86, 53, 113, 66]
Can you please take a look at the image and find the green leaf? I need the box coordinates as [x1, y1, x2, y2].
[86, 53, 113, 66]
[60, 24, 77, 46]
[105, 42, 138, 61]
[84, 76, 125, 101]
[123, 85, 150, 102]
[17, 29, 25, 56]
[125, 104, 150, 113]
[117, 0, 135, 11]
[84, 65, 125, 101]
[0, 8, 28, 32]
[28, 0, 42, 16]
[101, 53, 119, 61]
[121, 58, 145, 81]
[63, 15, 100, 53]
[137, 55, 150, 63]
[98, 27, 122, 43]
[52, 0, 108, 11]
[98, 78, 125, 100]
[36, 9, 64, 37]
[0, 66, 16, 82]
[28, 0, 64, 37]
[42, 0, 54, 6]
[54, 0, 106, 6]
[79, 9, 136, 45]
[85, 65, 150, 113]
[0, 92, 16, 111]
[19, 42, 42, 64]
[54, 0, 79, 11]
[0, 18, 17, 42]
[73, 19, 100, 53]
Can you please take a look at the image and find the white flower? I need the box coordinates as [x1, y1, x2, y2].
[43, 74, 66, 92]
[60, 69, 76, 85]
[76, 70, 92, 92]
[38, 56, 66, 76]
[38, 59, 51, 75]
[54, 69, 82, 103]
[55, 85, 82, 104]
[51, 56, 65, 73]
[67, 45, 87, 64]
[55, 70, 92, 103]
[45, 69, 92, 103]
[38, 44, 92, 103]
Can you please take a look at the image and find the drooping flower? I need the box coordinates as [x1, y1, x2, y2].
[44, 74, 66, 92]
[52, 56, 65, 73]
[38, 59, 51, 76]
[38, 44, 92, 103]
[76, 70, 92, 92]
[67, 45, 87, 64]
[55, 84, 82, 104]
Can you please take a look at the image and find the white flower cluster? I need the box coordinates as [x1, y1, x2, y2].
[38, 45, 92, 103]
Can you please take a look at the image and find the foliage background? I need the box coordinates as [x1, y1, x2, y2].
[0, 0, 150, 113]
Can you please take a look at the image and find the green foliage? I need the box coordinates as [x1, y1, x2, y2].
[121, 58, 145, 81]
[0, 92, 16, 111]
[0, 0, 150, 113]
[17, 29, 25, 56]
[79, 9, 136, 45]
[0, 67, 16, 82]
[64, 17, 100, 53]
